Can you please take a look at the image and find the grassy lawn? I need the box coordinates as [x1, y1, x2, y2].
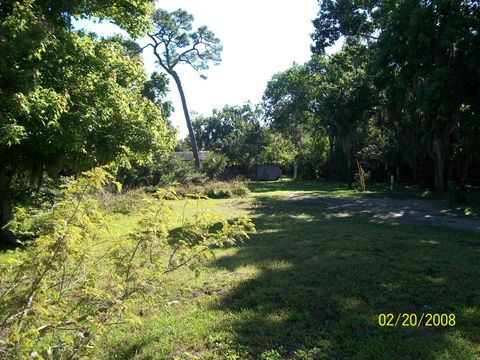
[97, 181, 480, 359]
[249, 179, 480, 218]
[248, 178, 428, 199]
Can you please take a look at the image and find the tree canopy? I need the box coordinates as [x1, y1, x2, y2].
[310, 0, 480, 189]
[0, 0, 175, 243]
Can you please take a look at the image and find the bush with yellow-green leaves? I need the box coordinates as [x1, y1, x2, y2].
[0, 168, 255, 359]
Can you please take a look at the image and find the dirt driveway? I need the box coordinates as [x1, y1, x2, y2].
[289, 195, 480, 233]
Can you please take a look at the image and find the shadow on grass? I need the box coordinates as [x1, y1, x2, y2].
[248, 179, 431, 201]
[209, 196, 480, 359]
[248, 179, 348, 194]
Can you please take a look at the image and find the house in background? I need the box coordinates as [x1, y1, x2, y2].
[174, 151, 210, 161]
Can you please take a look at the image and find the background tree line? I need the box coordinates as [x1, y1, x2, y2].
[192, 0, 479, 190]
[268, 0, 479, 189]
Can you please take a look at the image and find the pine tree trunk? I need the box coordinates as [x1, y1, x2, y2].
[170, 71, 201, 170]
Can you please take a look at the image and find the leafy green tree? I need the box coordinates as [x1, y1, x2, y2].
[310, 42, 373, 188]
[259, 134, 297, 168]
[263, 64, 316, 135]
[142, 71, 174, 122]
[263, 43, 376, 184]
[0, 0, 174, 243]
[145, 9, 223, 169]
[262, 63, 320, 178]
[312, 0, 480, 189]
[193, 103, 263, 166]
[374, 0, 479, 189]
[202, 152, 228, 179]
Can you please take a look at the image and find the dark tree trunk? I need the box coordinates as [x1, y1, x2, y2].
[339, 133, 353, 189]
[170, 71, 201, 170]
[327, 135, 335, 178]
[462, 154, 471, 180]
[412, 148, 418, 184]
[432, 137, 446, 190]
[0, 170, 16, 244]
[346, 151, 352, 189]
[293, 130, 301, 180]
[0, 197, 15, 244]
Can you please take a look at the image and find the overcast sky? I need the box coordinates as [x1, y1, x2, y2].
[74, 0, 320, 138]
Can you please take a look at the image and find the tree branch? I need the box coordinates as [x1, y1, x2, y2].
[134, 43, 153, 55]
[162, 247, 209, 275]
[148, 33, 169, 72]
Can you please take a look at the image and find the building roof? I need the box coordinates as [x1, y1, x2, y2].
[174, 151, 210, 161]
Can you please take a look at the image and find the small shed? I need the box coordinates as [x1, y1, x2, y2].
[252, 165, 282, 181]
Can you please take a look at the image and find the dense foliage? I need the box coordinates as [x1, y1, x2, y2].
[259, 0, 480, 189]
[0, 0, 175, 243]
[192, 104, 298, 176]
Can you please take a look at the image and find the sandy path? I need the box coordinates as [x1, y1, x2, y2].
[288, 195, 480, 233]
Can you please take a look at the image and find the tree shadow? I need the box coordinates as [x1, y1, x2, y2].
[209, 196, 480, 358]
[248, 180, 352, 197]
[260, 193, 480, 233]
[247, 179, 428, 200]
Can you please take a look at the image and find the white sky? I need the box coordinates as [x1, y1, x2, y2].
[74, 0, 320, 138]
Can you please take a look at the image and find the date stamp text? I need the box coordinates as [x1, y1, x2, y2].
[378, 313, 456, 327]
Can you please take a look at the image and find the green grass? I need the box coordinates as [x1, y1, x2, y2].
[248, 178, 430, 199]
[96, 181, 480, 359]
[249, 179, 480, 218]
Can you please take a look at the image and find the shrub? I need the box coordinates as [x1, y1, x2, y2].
[117, 153, 207, 188]
[184, 181, 251, 199]
[158, 155, 207, 186]
[354, 167, 370, 191]
[202, 152, 227, 179]
[168, 180, 250, 200]
[204, 184, 233, 199]
[0, 168, 255, 358]
[230, 180, 250, 197]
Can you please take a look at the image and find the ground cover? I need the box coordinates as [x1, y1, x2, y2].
[97, 181, 480, 359]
